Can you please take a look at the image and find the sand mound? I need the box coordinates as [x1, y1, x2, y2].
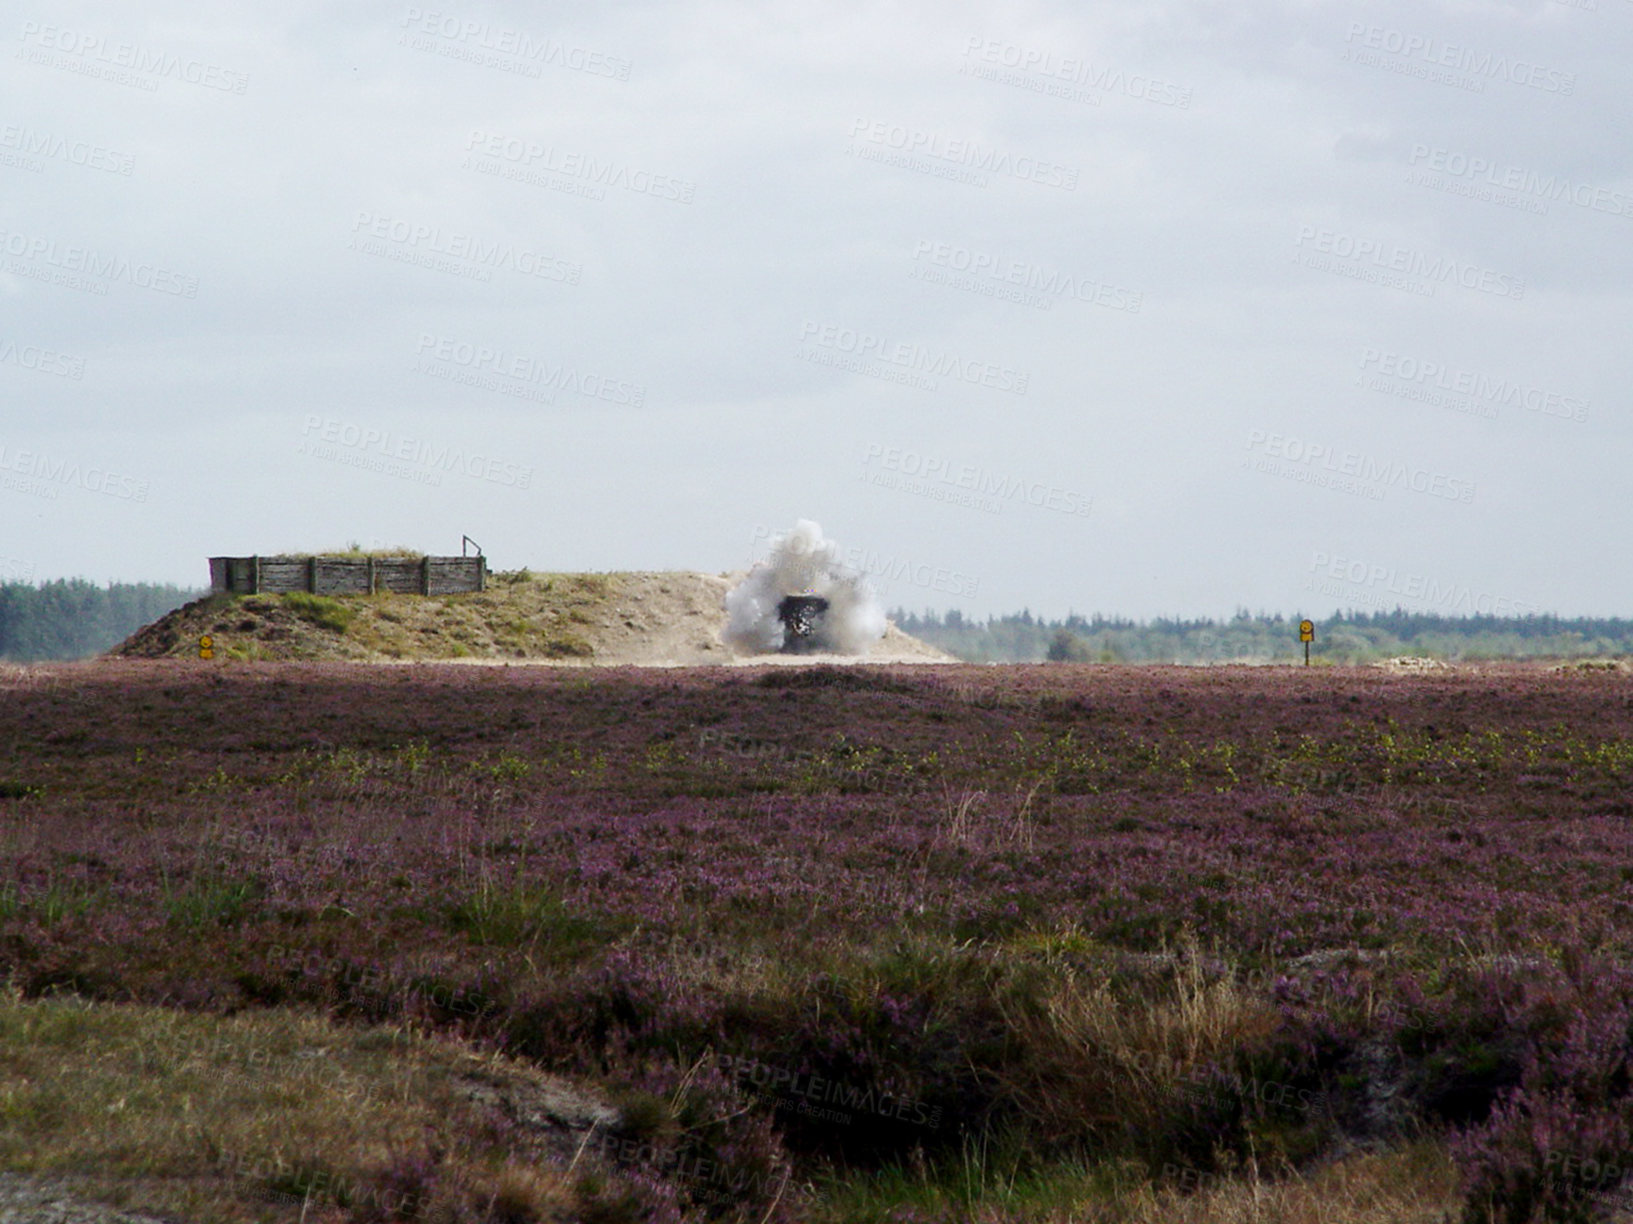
[1552, 658, 1631, 674]
[1370, 656, 1448, 674]
[110, 570, 955, 666]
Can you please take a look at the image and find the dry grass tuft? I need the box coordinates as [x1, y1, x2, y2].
[1103, 1141, 1460, 1223]
[487, 1162, 574, 1224]
[1001, 935, 1280, 1142]
[937, 786, 987, 847]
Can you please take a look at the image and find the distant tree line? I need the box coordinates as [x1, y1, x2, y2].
[0, 579, 201, 662]
[890, 607, 1633, 664]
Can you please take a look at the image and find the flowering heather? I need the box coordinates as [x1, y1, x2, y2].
[3, 659, 1633, 1220]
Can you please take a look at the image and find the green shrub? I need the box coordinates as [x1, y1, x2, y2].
[282, 593, 354, 633]
[164, 872, 266, 929]
[1045, 629, 1095, 662]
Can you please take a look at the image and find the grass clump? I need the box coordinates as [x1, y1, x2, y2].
[280, 592, 354, 633]
[442, 881, 621, 957]
[542, 634, 594, 658]
[163, 872, 266, 929]
[996, 937, 1288, 1170]
[0, 874, 102, 926]
[812, 1138, 1458, 1223]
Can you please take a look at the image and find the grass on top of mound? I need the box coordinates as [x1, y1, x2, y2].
[125, 571, 629, 662]
[299, 543, 427, 558]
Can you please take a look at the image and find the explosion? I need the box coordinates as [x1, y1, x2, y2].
[723, 520, 887, 656]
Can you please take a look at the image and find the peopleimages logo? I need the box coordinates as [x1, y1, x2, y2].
[960, 36, 1193, 109]
[0, 124, 134, 175]
[847, 118, 1078, 191]
[861, 444, 1092, 517]
[719, 1052, 943, 1129]
[463, 130, 694, 203]
[397, 8, 631, 80]
[0, 439, 149, 501]
[1294, 226, 1524, 300]
[348, 212, 582, 285]
[0, 226, 200, 298]
[910, 239, 1142, 313]
[1307, 551, 1540, 616]
[844, 548, 979, 599]
[299, 415, 533, 489]
[1358, 348, 1588, 423]
[1244, 429, 1476, 504]
[1341, 23, 1576, 95]
[798, 321, 1029, 396]
[0, 338, 86, 380]
[745, 526, 980, 600]
[17, 20, 251, 93]
[1407, 145, 1633, 219]
[414, 334, 646, 406]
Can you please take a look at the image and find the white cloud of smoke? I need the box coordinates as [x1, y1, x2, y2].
[723, 520, 887, 655]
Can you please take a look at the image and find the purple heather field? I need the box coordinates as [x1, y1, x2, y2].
[4, 658, 1633, 1220]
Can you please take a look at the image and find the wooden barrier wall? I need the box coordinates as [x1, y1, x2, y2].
[207, 556, 486, 596]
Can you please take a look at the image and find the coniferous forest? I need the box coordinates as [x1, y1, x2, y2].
[891, 607, 1633, 664]
[0, 580, 201, 662]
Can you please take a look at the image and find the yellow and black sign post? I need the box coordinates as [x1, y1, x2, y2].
[199, 634, 214, 660]
[1298, 619, 1314, 666]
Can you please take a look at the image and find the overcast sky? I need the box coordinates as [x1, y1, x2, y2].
[3, 1, 1627, 621]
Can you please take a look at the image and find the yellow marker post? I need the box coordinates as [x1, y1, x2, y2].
[199, 634, 214, 660]
[1298, 619, 1314, 666]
